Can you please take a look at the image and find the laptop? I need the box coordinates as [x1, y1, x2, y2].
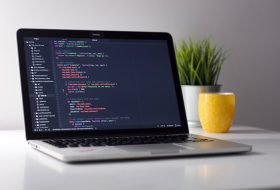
[17, 28, 251, 162]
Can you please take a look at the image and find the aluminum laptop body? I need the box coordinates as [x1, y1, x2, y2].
[17, 29, 251, 162]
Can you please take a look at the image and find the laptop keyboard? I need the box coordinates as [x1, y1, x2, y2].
[43, 135, 213, 148]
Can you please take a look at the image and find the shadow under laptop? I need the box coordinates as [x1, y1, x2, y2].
[228, 127, 276, 134]
[23, 147, 262, 190]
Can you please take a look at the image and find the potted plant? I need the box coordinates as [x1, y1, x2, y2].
[175, 38, 227, 127]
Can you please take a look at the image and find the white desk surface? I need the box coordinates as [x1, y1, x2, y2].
[1, 126, 280, 190]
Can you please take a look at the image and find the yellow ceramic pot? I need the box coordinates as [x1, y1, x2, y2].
[199, 93, 235, 133]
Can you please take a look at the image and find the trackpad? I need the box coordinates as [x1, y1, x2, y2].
[117, 144, 185, 154]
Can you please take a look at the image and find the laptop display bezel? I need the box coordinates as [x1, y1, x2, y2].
[17, 28, 189, 140]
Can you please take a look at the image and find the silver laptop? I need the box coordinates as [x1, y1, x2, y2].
[17, 28, 251, 162]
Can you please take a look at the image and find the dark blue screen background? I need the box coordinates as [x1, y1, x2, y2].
[24, 37, 182, 132]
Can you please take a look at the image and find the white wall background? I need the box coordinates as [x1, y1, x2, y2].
[0, 0, 280, 130]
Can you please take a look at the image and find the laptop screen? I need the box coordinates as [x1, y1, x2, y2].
[22, 36, 183, 132]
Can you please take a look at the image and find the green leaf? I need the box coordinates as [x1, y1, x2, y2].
[175, 37, 228, 85]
